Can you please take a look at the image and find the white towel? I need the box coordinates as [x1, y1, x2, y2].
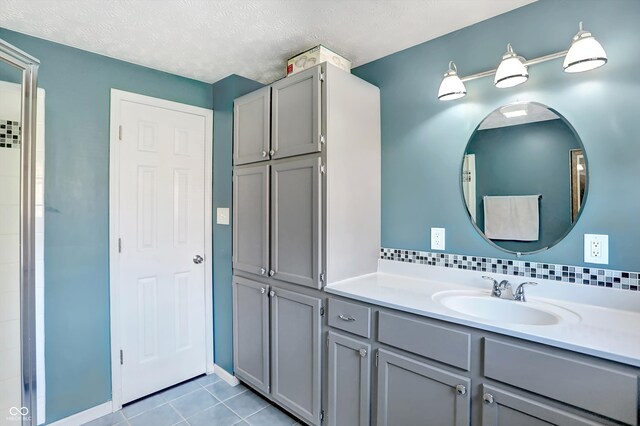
[483, 195, 540, 241]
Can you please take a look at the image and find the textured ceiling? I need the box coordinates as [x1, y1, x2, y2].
[0, 0, 536, 84]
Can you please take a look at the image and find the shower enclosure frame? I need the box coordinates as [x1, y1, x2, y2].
[0, 38, 40, 426]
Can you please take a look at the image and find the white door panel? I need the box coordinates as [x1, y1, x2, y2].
[118, 100, 207, 403]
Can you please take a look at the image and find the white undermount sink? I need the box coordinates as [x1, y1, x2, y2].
[432, 290, 581, 326]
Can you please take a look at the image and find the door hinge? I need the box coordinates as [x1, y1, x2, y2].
[118, 125, 123, 141]
[320, 134, 326, 145]
[326, 336, 329, 348]
[118, 238, 122, 253]
[320, 306, 325, 317]
[120, 349, 124, 365]
[375, 351, 379, 367]
[319, 72, 325, 82]
[320, 164, 326, 175]
[320, 409, 325, 422]
[320, 272, 326, 282]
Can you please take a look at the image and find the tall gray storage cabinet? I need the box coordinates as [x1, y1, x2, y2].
[232, 63, 381, 425]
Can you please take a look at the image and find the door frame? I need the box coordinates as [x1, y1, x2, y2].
[108, 89, 214, 410]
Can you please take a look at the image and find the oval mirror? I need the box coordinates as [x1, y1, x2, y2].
[461, 102, 587, 255]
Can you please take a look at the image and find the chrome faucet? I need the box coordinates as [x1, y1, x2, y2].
[514, 282, 538, 302]
[482, 276, 514, 300]
[483, 276, 538, 302]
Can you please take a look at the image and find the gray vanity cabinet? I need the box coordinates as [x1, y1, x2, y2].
[233, 86, 271, 165]
[271, 66, 322, 160]
[481, 385, 601, 426]
[376, 349, 471, 426]
[270, 156, 322, 289]
[327, 331, 371, 426]
[270, 287, 322, 425]
[232, 277, 270, 394]
[233, 164, 269, 277]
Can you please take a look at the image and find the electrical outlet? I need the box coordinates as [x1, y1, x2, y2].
[584, 234, 608, 264]
[431, 228, 445, 251]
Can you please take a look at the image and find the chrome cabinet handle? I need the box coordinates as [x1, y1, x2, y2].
[269, 149, 275, 156]
[193, 255, 204, 264]
[260, 268, 266, 275]
[261, 150, 267, 158]
[358, 348, 367, 358]
[483, 393, 494, 404]
[339, 314, 356, 322]
[269, 290, 275, 297]
[269, 270, 275, 277]
[455, 384, 466, 395]
[260, 287, 266, 294]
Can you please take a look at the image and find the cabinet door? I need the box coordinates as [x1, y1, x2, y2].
[234, 86, 270, 165]
[270, 287, 322, 425]
[271, 156, 322, 288]
[481, 385, 603, 426]
[271, 66, 322, 159]
[232, 277, 270, 394]
[376, 349, 470, 426]
[328, 331, 371, 426]
[233, 164, 269, 277]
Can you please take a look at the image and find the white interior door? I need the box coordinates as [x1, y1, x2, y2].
[117, 99, 207, 404]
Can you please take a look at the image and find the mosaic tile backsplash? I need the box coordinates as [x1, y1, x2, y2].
[381, 248, 639, 292]
[0, 119, 21, 149]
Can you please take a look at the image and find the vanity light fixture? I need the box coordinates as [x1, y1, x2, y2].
[494, 44, 529, 88]
[563, 22, 608, 73]
[437, 61, 467, 101]
[437, 22, 607, 100]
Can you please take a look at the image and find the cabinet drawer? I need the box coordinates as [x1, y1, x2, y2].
[484, 339, 639, 425]
[378, 312, 471, 371]
[328, 298, 371, 338]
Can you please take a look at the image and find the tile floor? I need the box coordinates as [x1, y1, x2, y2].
[82, 373, 300, 426]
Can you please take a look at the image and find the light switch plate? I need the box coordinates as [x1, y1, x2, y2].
[431, 228, 445, 251]
[216, 208, 230, 225]
[584, 234, 608, 264]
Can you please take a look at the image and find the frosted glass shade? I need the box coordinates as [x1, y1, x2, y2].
[564, 34, 607, 73]
[438, 73, 466, 101]
[494, 56, 528, 88]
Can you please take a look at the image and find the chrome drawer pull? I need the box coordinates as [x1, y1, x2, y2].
[483, 393, 494, 404]
[339, 314, 356, 322]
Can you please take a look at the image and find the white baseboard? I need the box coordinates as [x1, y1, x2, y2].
[213, 364, 240, 387]
[47, 401, 112, 426]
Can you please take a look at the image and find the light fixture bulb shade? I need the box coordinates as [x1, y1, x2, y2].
[438, 62, 466, 101]
[438, 74, 466, 100]
[494, 50, 529, 89]
[563, 34, 607, 73]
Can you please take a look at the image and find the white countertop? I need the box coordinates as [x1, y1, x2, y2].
[325, 260, 640, 367]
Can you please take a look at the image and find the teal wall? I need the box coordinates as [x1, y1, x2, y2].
[0, 29, 213, 423]
[352, 0, 640, 271]
[468, 119, 582, 253]
[211, 76, 264, 374]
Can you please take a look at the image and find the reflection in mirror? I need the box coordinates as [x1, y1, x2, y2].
[462, 102, 587, 255]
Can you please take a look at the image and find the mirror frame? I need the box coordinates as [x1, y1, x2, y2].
[460, 102, 589, 256]
[0, 37, 40, 425]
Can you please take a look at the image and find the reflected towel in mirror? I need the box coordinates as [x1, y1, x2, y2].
[483, 195, 540, 241]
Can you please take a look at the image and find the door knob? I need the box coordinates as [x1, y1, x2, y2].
[193, 255, 204, 264]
